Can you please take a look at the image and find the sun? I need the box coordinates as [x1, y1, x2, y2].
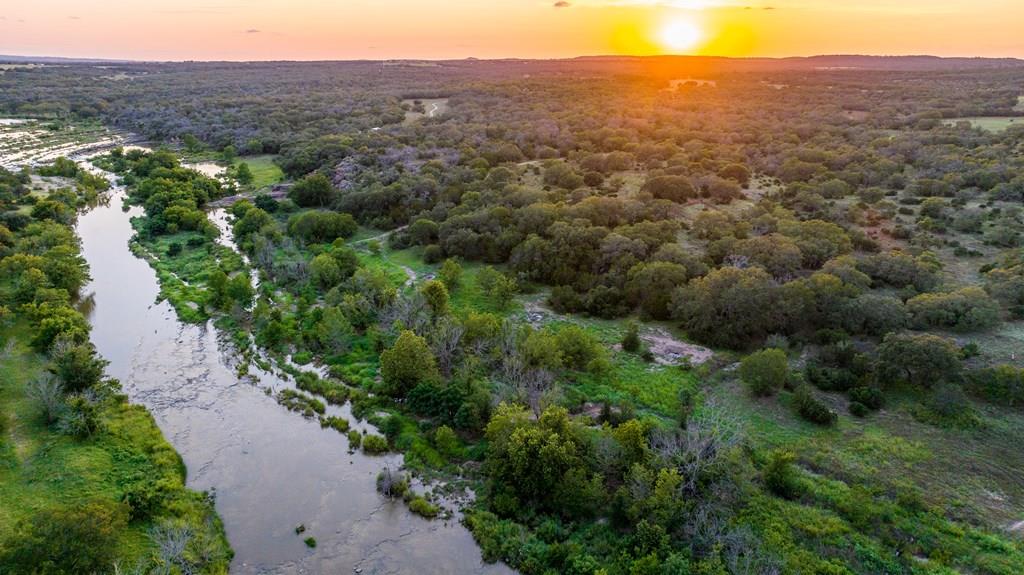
[659, 18, 704, 53]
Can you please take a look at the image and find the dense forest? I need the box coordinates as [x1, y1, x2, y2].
[2, 56, 1024, 574]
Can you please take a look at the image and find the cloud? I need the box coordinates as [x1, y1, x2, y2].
[245, 29, 261, 34]
[68, 16, 81, 20]
[553, 1, 571, 7]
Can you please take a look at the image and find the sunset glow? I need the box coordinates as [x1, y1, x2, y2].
[0, 1, 1021, 60]
[658, 18, 704, 53]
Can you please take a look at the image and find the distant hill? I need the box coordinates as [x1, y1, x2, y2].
[570, 54, 1024, 72]
[2, 53, 1021, 72]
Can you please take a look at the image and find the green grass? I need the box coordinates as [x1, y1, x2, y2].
[573, 354, 698, 418]
[129, 227, 247, 323]
[711, 375, 1024, 530]
[234, 155, 283, 189]
[0, 322, 231, 570]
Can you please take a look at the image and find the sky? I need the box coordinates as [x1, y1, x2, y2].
[0, 0, 1022, 61]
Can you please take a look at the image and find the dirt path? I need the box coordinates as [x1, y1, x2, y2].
[351, 225, 407, 247]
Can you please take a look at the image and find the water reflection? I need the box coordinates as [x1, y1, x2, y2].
[63, 160, 513, 573]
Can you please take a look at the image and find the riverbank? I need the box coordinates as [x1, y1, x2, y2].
[85, 149, 511, 573]
[0, 156, 231, 572]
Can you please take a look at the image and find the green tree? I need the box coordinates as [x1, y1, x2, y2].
[380, 330, 439, 398]
[626, 262, 693, 320]
[438, 258, 462, 290]
[289, 173, 337, 207]
[671, 266, 784, 349]
[225, 274, 254, 308]
[49, 338, 107, 393]
[877, 332, 962, 388]
[420, 279, 450, 318]
[740, 348, 789, 396]
[182, 133, 203, 153]
[235, 161, 254, 186]
[310, 253, 343, 289]
[316, 306, 354, 354]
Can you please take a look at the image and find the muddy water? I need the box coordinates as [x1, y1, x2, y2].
[0, 133, 511, 573]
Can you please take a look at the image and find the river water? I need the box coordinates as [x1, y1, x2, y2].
[2, 129, 510, 574]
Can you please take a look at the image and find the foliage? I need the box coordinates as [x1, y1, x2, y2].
[380, 330, 439, 398]
[740, 348, 789, 396]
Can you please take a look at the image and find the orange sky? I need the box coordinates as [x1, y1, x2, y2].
[0, 0, 1021, 61]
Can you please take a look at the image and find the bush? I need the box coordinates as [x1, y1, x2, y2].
[289, 173, 337, 207]
[434, 425, 461, 459]
[740, 348, 789, 396]
[793, 385, 837, 425]
[408, 495, 440, 519]
[362, 434, 389, 454]
[376, 467, 410, 498]
[848, 386, 884, 410]
[320, 415, 350, 433]
[849, 401, 869, 417]
[622, 321, 641, 353]
[764, 449, 802, 499]
[57, 394, 101, 438]
[423, 244, 444, 264]
[929, 383, 970, 418]
[347, 429, 362, 450]
[966, 364, 1023, 406]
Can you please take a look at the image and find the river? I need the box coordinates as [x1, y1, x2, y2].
[2, 128, 510, 574]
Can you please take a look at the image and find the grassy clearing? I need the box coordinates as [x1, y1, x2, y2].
[943, 117, 1023, 132]
[711, 375, 1024, 531]
[234, 155, 283, 189]
[0, 322, 230, 570]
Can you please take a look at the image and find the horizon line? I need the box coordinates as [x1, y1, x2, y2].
[2, 52, 1023, 65]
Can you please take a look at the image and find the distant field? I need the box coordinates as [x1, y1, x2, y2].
[235, 155, 283, 189]
[943, 116, 1022, 131]
[402, 98, 449, 125]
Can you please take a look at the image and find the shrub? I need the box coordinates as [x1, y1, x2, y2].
[362, 434, 389, 454]
[966, 364, 1024, 406]
[408, 495, 440, 519]
[57, 394, 101, 438]
[304, 537, 317, 548]
[122, 479, 171, 521]
[320, 415, 350, 433]
[848, 386, 884, 410]
[347, 429, 362, 450]
[906, 287, 1001, 332]
[740, 349, 789, 397]
[423, 244, 444, 264]
[764, 449, 801, 499]
[434, 425, 461, 459]
[376, 467, 409, 498]
[622, 321, 641, 353]
[876, 332, 962, 388]
[438, 258, 462, 290]
[289, 173, 337, 207]
[793, 385, 837, 425]
[26, 374, 63, 424]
